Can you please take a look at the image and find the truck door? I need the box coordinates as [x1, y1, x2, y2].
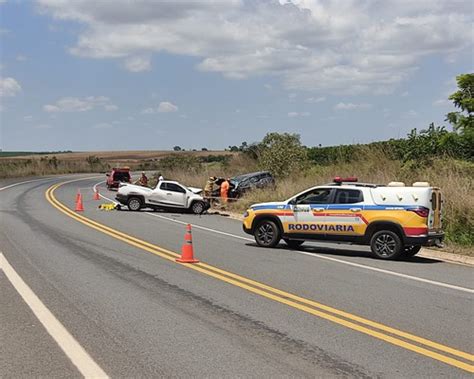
[151, 182, 186, 207]
[161, 182, 187, 207]
[326, 189, 366, 237]
[287, 188, 333, 235]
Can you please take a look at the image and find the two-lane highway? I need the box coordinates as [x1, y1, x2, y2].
[1, 175, 473, 377]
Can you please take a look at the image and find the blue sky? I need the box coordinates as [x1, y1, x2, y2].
[0, 0, 472, 151]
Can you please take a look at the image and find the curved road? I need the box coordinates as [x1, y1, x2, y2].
[1, 175, 473, 377]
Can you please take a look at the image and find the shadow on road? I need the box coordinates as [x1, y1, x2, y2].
[245, 242, 442, 264]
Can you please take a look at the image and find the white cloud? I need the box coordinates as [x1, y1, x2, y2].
[334, 102, 372, 110]
[305, 96, 326, 103]
[43, 96, 117, 112]
[123, 56, 151, 72]
[141, 101, 178, 114]
[0, 77, 21, 97]
[36, 0, 473, 94]
[158, 101, 178, 113]
[16, 55, 27, 62]
[24, 115, 33, 121]
[288, 111, 310, 118]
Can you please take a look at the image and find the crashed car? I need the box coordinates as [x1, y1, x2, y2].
[212, 171, 275, 199]
[116, 180, 210, 214]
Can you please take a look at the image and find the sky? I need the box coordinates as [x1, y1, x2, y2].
[0, 0, 472, 151]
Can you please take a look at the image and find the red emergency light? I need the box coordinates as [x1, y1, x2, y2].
[333, 176, 358, 183]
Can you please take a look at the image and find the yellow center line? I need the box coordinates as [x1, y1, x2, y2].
[45, 179, 474, 373]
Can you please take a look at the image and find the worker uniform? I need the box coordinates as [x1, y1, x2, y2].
[220, 180, 230, 204]
[204, 179, 216, 198]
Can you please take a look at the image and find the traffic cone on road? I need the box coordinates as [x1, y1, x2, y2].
[93, 188, 100, 200]
[176, 224, 199, 263]
[75, 189, 81, 204]
[75, 192, 84, 212]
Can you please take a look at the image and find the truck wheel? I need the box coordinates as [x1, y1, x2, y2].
[283, 239, 304, 249]
[254, 220, 281, 248]
[370, 230, 403, 260]
[127, 197, 142, 211]
[191, 201, 205, 214]
[404, 245, 422, 257]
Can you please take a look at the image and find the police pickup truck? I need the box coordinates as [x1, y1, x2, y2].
[242, 177, 444, 259]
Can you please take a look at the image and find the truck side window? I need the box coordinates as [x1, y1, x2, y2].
[165, 183, 186, 193]
[334, 189, 363, 204]
[297, 188, 332, 204]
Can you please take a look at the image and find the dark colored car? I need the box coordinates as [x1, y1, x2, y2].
[106, 167, 131, 190]
[212, 171, 275, 198]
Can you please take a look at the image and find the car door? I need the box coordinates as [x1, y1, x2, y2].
[325, 188, 365, 237]
[286, 187, 333, 235]
[161, 182, 187, 207]
[149, 182, 186, 207]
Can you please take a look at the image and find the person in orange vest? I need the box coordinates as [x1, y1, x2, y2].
[220, 178, 230, 207]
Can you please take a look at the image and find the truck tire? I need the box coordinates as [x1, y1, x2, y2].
[404, 245, 422, 257]
[191, 201, 205, 214]
[283, 239, 305, 249]
[254, 220, 281, 248]
[127, 197, 142, 211]
[370, 230, 403, 260]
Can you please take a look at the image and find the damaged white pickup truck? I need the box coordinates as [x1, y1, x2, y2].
[115, 180, 210, 214]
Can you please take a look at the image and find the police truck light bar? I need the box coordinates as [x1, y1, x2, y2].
[333, 176, 358, 183]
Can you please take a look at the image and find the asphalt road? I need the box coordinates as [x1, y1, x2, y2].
[0, 175, 472, 378]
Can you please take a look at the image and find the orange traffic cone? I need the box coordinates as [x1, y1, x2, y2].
[176, 224, 199, 263]
[75, 192, 84, 212]
[75, 189, 81, 204]
[93, 188, 100, 200]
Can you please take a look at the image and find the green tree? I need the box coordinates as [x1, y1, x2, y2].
[445, 73, 474, 160]
[173, 146, 182, 151]
[258, 132, 307, 177]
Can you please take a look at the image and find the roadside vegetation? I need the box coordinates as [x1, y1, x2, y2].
[1, 74, 472, 250]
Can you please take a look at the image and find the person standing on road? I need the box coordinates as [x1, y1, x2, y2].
[157, 172, 164, 182]
[220, 178, 230, 207]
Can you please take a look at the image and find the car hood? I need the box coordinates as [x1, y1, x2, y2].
[250, 201, 288, 210]
[187, 186, 203, 194]
[118, 183, 153, 194]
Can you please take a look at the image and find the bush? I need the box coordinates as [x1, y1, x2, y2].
[258, 132, 308, 177]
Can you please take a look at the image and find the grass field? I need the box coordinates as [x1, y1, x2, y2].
[0, 150, 234, 161]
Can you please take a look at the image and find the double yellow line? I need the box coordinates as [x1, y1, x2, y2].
[46, 180, 474, 373]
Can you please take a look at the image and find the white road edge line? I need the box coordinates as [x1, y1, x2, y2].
[93, 182, 474, 294]
[0, 253, 109, 378]
[0, 177, 55, 191]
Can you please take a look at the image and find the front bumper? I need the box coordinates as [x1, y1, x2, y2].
[115, 193, 128, 205]
[243, 224, 252, 235]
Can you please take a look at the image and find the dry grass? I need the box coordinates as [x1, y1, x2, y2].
[0, 150, 235, 161]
